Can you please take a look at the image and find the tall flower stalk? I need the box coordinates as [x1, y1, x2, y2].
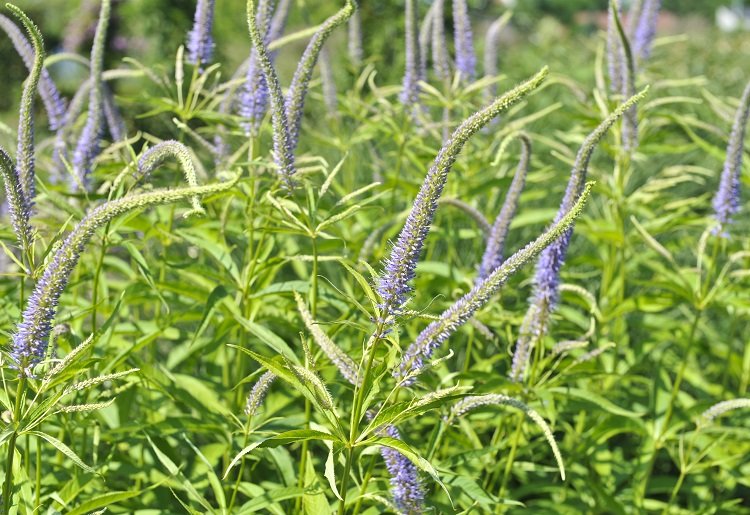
[509, 88, 648, 382]
[239, 0, 276, 136]
[430, 0, 451, 82]
[377, 68, 548, 321]
[71, 0, 110, 189]
[712, 79, 750, 235]
[483, 14, 508, 102]
[632, 0, 661, 62]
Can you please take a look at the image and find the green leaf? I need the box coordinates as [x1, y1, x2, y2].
[26, 431, 95, 474]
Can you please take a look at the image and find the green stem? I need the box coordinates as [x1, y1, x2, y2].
[496, 415, 524, 512]
[337, 446, 354, 515]
[3, 377, 27, 511]
[351, 454, 378, 515]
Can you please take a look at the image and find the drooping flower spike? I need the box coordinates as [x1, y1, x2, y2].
[510, 88, 648, 382]
[447, 394, 565, 480]
[712, 79, 750, 235]
[395, 182, 594, 385]
[71, 0, 110, 189]
[186, 0, 216, 68]
[347, 6, 363, 66]
[377, 67, 548, 322]
[476, 133, 531, 282]
[10, 178, 237, 375]
[452, 0, 475, 82]
[0, 12, 67, 131]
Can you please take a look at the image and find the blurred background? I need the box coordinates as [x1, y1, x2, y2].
[0, 0, 748, 120]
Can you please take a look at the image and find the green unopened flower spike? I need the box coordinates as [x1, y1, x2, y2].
[0, 147, 33, 254]
[295, 292, 360, 386]
[131, 140, 205, 216]
[7, 4, 44, 205]
[11, 178, 238, 375]
[698, 398, 750, 426]
[285, 0, 355, 149]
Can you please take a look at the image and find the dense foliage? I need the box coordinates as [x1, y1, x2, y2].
[0, 0, 749, 513]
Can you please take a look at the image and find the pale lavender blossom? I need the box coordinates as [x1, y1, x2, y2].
[10, 180, 236, 375]
[632, 0, 661, 62]
[400, 0, 421, 111]
[347, 7, 363, 65]
[452, 0, 475, 81]
[606, 2, 624, 94]
[319, 45, 339, 116]
[430, 0, 451, 82]
[483, 15, 505, 100]
[713, 80, 750, 235]
[186, 0, 216, 67]
[380, 424, 425, 514]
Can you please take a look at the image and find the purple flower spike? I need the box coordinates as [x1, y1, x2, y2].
[713, 80, 750, 235]
[510, 89, 648, 382]
[452, 0, 475, 81]
[380, 425, 425, 515]
[186, 0, 216, 67]
[239, 0, 275, 136]
[632, 0, 661, 62]
[476, 134, 531, 282]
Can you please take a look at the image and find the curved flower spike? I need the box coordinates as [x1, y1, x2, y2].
[11, 177, 238, 375]
[377, 67, 548, 322]
[71, 0, 110, 189]
[510, 88, 648, 382]
[295, 291, 360, 386]
[284, 0, 356, 150]
[0, 12, 67, 131]
[239, 0, 276, 137]
[130, 140, 205, 216]
[395, 182, 593, 385]
[247, 0, 296, 188]
[7, 4, 44, 206]
[712, 80, 750, 236]
[245, 370, 277, 416]
[476, 133, 531, 282]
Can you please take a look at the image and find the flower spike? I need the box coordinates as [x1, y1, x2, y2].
[377, 68, 548, 321]
[713, 80, 750, 236]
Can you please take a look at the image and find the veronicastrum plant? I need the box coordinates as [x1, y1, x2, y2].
[0, 0, 748, 513]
